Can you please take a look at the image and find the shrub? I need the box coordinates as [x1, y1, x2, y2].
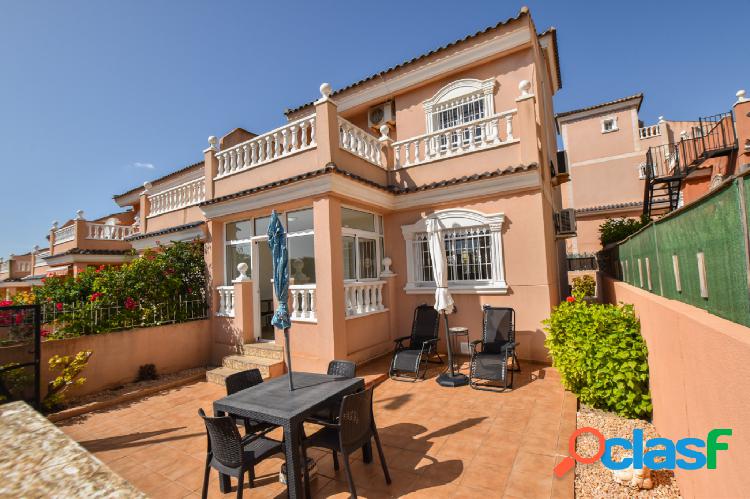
[137, 364, 158, 382]
[43, 350, 92, 412]
[572, 275, 596, 298]
[543, 293, 652, 419]
[35, 241, 207, 338]
[599, 216, 650, 246]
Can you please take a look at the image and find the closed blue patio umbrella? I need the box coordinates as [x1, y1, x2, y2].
[267, 211, 294, 390]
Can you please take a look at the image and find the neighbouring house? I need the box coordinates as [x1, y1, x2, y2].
[103, 6, 571, 381]
[556, 90, 745, 289]
[0, 252, 33, 300]
[43, 209, 138, 276]
[558, 92, 745, 256]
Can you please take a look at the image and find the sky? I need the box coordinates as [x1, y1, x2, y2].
[1, 0, 748, 256]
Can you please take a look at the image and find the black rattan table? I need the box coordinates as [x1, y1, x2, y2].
[213, 372, 366, 498]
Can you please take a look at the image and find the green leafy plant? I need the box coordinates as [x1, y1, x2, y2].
[137, 364, 158, 382]
[0, 363, 31, 402]
[35, 241, 207, 338]
[543, 293, 652, 419]
[43, 350, 92, 412]
[572, 275, 596, 298]
[599, 216, 650, 246]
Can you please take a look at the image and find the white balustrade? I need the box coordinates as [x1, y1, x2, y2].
[0, 262, 8, 274]
[86, 223, 136, 240]
[35, 251, 50, 267]
[217, 286, 235, 317]
[53, 225, 75, 245]
[289, 284, 316, 322]
[344, 281, 386, 318]
[338, 117, 383, 167]
[392, 110, 518, 168]
[639, 124, 661, 139]
[215, 115, 317, 179]
[148, 177, 206, 217]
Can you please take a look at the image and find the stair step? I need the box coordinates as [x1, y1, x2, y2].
[242, 342, 285, 361]
[206, 367, 239, 386]
[223, 354, 283, 375]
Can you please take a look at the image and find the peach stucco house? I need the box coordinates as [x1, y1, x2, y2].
[557, 90, 744, 258]
[96, 7, 571, 378]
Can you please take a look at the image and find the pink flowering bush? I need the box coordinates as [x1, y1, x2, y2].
[33, 241, 206, 339]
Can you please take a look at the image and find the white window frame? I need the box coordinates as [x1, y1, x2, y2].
[601, 116, 619, 133]
[423, 78, 497, 134]
[223, 221, 254, 285]
[401, 209, 507, 294]
[341, 206, 384, 282]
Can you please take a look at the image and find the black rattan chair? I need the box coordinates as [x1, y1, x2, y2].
[469, 306, 519, 391]
[224, 369, 276, 435]
[306, 360, 358, 429]
[389, 304, 443, 381]
[198, 408, 282, 499]
[302, 388, 390, 498]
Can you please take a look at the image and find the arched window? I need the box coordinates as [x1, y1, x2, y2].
[401, 209, 507, 294]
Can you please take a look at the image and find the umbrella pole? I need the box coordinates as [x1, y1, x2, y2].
[436, 310, 468, 387]
[284, 328, 294, 390]
[443, 311, 456, 377]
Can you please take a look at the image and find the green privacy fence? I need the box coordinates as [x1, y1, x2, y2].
[602, 172, 750, 326]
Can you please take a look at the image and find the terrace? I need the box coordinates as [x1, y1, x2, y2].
[55, 356, 575, 498]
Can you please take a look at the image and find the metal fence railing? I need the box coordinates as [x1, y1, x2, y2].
[601, 172, 750, 326]
[567, 254, 598, 272]
[41, 296, 209, 338]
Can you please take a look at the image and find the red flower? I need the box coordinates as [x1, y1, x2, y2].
[55, 302, 63, 311]
[566, 296, 575, 303]
[164, 267, 175, 276]
[89, 292, 102, 302]
[14, 313, 23, 325]
[41, 329, 50, 338]
[0, 300, 12, 307]
[98, 265, 106, 271]
[41, 278, 46, 283]
[124, 297, 137, 311]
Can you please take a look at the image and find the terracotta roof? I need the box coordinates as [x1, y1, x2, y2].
[113, 161, 204, 200]
[200, 162, 538, 207]
[284, 8, 530, 116]
[48, 248, 133, 257]
[556, 93, 643, 120]
[575, 201, 643, 214]
[538, 27, 562, 91]
[126, 221, 205, 242]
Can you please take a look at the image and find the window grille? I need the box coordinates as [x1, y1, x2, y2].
[433, 96, 486, 149]
[412, 227, 493, 283]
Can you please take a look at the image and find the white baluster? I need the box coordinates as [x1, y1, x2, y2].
[281, 129, 290, 154]
[395, 145, 401, 168]
[266, 136, 273, 160]
[506, 114, 514, 140]
[309, 289, 316, 320]
[309, 117, 316, 145]
[291, 124, 299, 151]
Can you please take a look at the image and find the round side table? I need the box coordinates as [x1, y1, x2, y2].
[447, 327, 470, 374]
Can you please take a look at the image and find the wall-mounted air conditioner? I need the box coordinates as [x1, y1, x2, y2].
[554, 209, 577, 238]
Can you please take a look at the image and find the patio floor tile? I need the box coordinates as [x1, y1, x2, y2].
[55, 356, 575, 498]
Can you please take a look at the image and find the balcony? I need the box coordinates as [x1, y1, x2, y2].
[204, 84, 534, 200]
[638, 124, 661, 139]
[148, 177, 206, 217]
[392, 110, 518, 168]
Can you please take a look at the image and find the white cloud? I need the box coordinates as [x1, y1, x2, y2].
[132, 162, 155, 169]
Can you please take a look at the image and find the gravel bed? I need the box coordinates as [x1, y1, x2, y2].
[575, 405, 681, 498]
[61, 367, 206, 408]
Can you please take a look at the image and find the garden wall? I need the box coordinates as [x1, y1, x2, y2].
[0, 320, 211, 398]
[602, 276, 750, 498]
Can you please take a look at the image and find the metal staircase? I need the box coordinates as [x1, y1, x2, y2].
[643, 111, 738, 217]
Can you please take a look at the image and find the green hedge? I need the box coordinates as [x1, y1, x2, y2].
[543, 294, 652, 419]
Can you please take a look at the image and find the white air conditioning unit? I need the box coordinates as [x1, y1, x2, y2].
[554, 209, 577, 238]
[367, 101, 395, 130]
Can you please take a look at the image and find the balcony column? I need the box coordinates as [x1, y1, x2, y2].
[233, 263, 254, 345]
[314, 83, 340, 167]
[204, 136, 218, 200]
[378, 125, 395, 171]
[515, 79, 539, 168]
[139, 182, 151, 235]
[49, 221, 58, 256]
[734, 90, 750, 173]
[380, 256, 399, 341]
[313, 196, 347, 361]
[73, 211, 87, 248]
